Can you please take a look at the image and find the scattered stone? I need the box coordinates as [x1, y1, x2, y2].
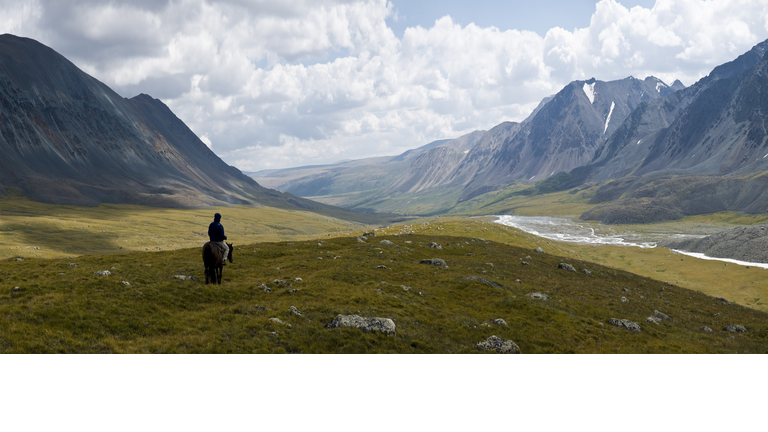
[11, 286, 21, 293]
[15, 258, 23, 261]
[293, 278, 303, 282]
[420, 258, 447, 267]
[376, 265, 389, 269]
[608, 318, 641, 333]
[521, 261, 529, 265]
[583, 269, 592, 276]
[68, 263, 78, 267]
[715, 296, 731, 305]
[326, 314, 396, 335]
[514, 279, 522, 283]
[476, 336, 521, 354]
[317, 257, 323, 260]
[620, 297, 629, 303]
[380, 240, 394, 246]
[534, 247, 544, 254]
[122, 281, 131, 286]
[94, 270, 111, 276]
[486, 262, 494, 267]
[528, 292, 551, 300]
[174, 275, 200, 282]
[287, 289, 299, 294]
[714, 313, 720, 317]
[558, 263, 576, 272]
[269, 317, 291, 327]
[401, 285, 411, 291]
[722, 325, 748, 333]
[465, 276, 502, 288]
[273, 279, 291, 287]
[525, 255, 531, 259]
[264, 287, 272, 293]
[578, 296, 585, 301]
[653, 310, 671, 321]
[427, 242, 442, 249]
[490, 318, 508, 326]
[356, 237, 366, 243]
[622, 287, 630, 292]
[701, 326, 713, 333]
[289, 306, 303, 316]
[317, 243, 323, 247]
[480, 323, 491, 327]
[645, 316, 662, 324]
[254, 305, 268, 312]
[363, 231, 375, 237]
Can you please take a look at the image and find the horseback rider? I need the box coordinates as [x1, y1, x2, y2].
[208, 213, 229, 265]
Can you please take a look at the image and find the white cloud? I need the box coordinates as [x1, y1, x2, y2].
[2, 0, 768, 171]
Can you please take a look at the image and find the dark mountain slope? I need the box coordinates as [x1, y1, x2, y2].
[0, 34, 393, 223]
[457, 76, 681, 199]
[589, 39, 768, 181]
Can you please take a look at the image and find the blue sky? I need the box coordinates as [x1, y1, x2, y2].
[1, 0, 767, 171]
[388, 0, 657, 37]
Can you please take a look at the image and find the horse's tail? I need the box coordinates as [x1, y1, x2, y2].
[202, 242, 214, 267]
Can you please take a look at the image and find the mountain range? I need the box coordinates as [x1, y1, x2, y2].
[253, 38, 768, 223]
[0, 34, 395, 224]
[5, 32, 768, 225]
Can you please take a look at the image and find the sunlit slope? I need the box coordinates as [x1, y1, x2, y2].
[0, 196, 375, 260]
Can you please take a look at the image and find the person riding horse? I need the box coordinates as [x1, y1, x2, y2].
[208, 213, 229, 265]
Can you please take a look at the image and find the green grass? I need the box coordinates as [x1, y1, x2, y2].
[2, 230, 767, 353]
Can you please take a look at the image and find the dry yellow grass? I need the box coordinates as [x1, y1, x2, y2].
[0, 196, 375, 260]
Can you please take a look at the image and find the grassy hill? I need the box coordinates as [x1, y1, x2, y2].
[2, 228, 767, 353]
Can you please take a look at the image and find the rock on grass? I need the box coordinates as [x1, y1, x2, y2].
[476, 336, 521, 354]
[558, 263, 576, 272]
[420, 258, 447, 267]
[528, 292, 550, 300]
[609, 318, 641, 333]
[722, 325, 748, 333]
[326, 315, 396, 335]
[465, 276, 502, 288]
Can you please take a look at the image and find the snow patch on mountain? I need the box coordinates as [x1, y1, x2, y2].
[604, 101, 615, 134]
[583, 82, 596, 104]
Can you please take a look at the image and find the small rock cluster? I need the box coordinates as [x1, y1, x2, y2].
[326, 315, 396, 335]
[558, 263, 576, 272]
[475, 336, 521, 354]
[528, 292, 550, 301]
[722, 325, 748, 333]
[420, 258, 447, 267]
[609, 318, 641, 333]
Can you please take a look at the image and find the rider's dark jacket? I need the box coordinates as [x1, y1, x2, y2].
[208, 220, 227, 242]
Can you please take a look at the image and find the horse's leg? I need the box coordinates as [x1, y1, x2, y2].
[217, 265, 222, 284]
[205, 266, 209, 284]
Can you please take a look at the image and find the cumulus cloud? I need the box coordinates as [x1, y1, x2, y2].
[2, 0, 768, 171]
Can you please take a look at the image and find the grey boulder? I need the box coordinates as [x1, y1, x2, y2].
[476, 336, 521, 354]
[609, 318, 641, 333]
[326, 315, 396, 335]
[558, 263, 576, 272]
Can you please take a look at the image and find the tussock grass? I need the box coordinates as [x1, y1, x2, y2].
[2, 230, 767, 353]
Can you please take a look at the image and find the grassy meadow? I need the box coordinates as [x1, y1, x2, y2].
[2, 195, 768, 353]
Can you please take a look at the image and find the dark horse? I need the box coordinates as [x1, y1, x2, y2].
[202, 242, 233, 284]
